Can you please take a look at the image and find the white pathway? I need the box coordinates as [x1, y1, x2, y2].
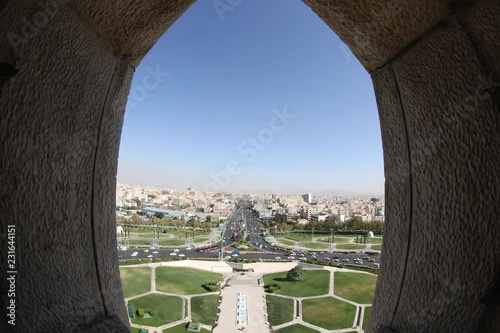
[123, 261, 375, 333]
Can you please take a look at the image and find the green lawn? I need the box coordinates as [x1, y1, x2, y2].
[335, 244, 367, 250]
[284, 233, 314, 241]
[263, 270, 329, 297]
[191, 295, 219, 325]
[334, 272, 377, 304]
[156, 267, 222, 295]
[158, 239, 187, 247]
[131, 328, 146, 333]
[193, 236, 210, 243]
[300, 242, 329, 249]
[274, 324, 319, 333]
[266, 295, 294, 326]
[366, 238, 383, 244]
[363, 306, 371, 330]
[129, 294, 182, 327]
[302, 297, 357, 330]
[162, 323, 210, 333]
[127, 240, 153, 246]
[276, 238, 296, 246]
[371, 244, 382, 251]
[317, 237, 350, 243]
[120, 268, 151, 298]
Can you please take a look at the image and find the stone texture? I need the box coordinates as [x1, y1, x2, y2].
[0, 1, 130, 331]
[1, 0, 499, 332]
[388, 21, 500, 333]
[367, 64, 412, 332]
[302, 0, 453, 72]
[71, 0, 196, 66]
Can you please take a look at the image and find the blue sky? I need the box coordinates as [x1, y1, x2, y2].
[117, 0, 384, 195]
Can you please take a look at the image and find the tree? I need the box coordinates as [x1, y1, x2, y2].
[286, 266, 304, 281]
[154, 212, 164, 219]
[205, 215, 211, 223]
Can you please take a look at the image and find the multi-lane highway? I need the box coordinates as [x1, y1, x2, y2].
[117, 203, 381, 268]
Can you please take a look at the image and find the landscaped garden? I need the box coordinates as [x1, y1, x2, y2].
[155, 267, 222, 295]
[120, 267, 151, 298]
[302, 297, 357, 330]
[334, 272, 377, 303]
[335, 243, 367, 250]
[129, 294, 183, 327]
[371, 244, 382, 251]
[263, 269, 329, 297]
[299, 242, 329, 249]
[191, 295, 219, 325]
[162, 323, 210, 333]
[266, 295, 294, 326]
[275, 324, 319, 333]
[363, 306, 371, 330]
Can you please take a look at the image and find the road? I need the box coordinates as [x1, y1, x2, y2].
[117, 203, 381, 268]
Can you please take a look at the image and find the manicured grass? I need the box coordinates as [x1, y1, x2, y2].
[120, 267, 151, 298]
[334, 272, 377, 304]
[156, 267, 222, 295]
[191, 295, 219, 325]
[275, 324, 319, 333]
[300, 242, 329, 249]
[335, 244, 367, 250]
[131, 328, 146, 333]
[127, 239, 153, 246]
[276, 238, 296, 246]
[266, 295, 294, 326]
[284, 233, 314, 241]
[193, 236, 210, 242]
[129, 294, 182, 327]
[371, 244, 382, 251]
[158, 239, 187, 246]
[162, 323, 210, 333]
[317, 237, 350, 243]
[263, 270, 329, 297]
[302, 297, 357, 330]
[363, 306, 371, 330]
[366, 238, 383, 244]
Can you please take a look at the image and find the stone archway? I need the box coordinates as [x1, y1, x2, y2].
[0, 0, 499, 332]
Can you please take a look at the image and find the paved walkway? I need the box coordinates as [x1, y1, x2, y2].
[124, 260, 375, 332]
[213, 273, 271, 333]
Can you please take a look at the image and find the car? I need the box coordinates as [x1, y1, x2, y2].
[143, 249, 149, 253]
[342, 259, 349, 262]
[173, 249, 180, 252]
[319, 251, 325, 254]
[232, 254, 238, 257]
[152, 251, 159, 254]
[178, 254, 185, 257]
[323, 257, 331, 261]
[147, 255, 153, 258]
[274, 256, 281, 260]
[333, 259, 340, 262]
[225, 256, 231, 259]
[169, 252, 177, 256]
[373, 263, 380, 268]
[130, 253, 137, 257]
[186, 247, 192, 250]
[368, 258, 375, 262]
[287, 256, 295, 260]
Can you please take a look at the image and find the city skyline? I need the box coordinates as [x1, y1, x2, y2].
[117, 0, 384, 195]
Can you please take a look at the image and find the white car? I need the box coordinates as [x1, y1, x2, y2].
[130, 253, 137, 257]
[169, 252, 177, 256]
[225, 256, 231, 259]
[274, 256, 281, 260]
[232, 254, 239, 257]
[178, 254, 185, 257]
[152, 251, 159, 254]
[147, 255, 153, 258]
[173, 249, 180, 252]
[186, 247, 192, 250]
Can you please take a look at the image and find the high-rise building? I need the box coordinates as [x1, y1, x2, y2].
[302, 193, 312, 204]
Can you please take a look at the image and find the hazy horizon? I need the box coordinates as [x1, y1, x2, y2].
[118, 0, 384, 195]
